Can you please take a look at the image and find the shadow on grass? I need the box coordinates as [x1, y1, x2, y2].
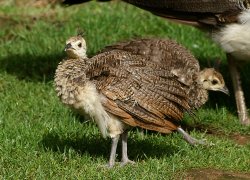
[0, 53, 63, 82]
[40, 129, 179, 161]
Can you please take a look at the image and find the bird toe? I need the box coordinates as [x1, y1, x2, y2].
[120, 159, 135, 167]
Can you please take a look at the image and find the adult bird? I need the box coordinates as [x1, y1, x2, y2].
[62, 0, 250, 125]
[54, 35, 228, 167]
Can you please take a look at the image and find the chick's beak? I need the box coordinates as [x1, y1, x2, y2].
[219, 86, 230, 96]
[64, 43, 72, 51]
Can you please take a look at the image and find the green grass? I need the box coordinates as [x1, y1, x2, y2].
[0, 1, 250, 179]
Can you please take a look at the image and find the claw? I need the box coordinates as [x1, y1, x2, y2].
[120, 159, 135, 167]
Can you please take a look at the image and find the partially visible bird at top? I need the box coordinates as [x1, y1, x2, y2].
[54, 35, 229, 167]
[62, 0, 250, 125]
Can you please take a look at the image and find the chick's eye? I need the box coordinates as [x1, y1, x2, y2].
[212, 80, 218, 85]
[78, 43, 82, 48]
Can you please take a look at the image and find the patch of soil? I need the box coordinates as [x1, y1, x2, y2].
[0, 0, 62, 7]
[229, 134, 250, 145]
[0, 10, 63, 41]
[0, 10, 57, 26]
[184, 168, 250, 180]
[27, 0, 63, 8]
[183, 124, 250, 145]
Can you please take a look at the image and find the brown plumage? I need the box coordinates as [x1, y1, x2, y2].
[54, 35, 228, 167]
[62, 0, 250, 125]
[101, 38, 229, 109]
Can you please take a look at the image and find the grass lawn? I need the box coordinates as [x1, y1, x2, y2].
[0, 1, 250, 179]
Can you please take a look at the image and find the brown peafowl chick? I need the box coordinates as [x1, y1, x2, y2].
[54, 35, 228, 167]
[62, 0, 250, 125]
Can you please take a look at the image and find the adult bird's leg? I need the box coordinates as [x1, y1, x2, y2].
[108, 135, 120, 168]
[227, 54, 250, 125]
[121, 131, 135, 166]
[177, 127, 206, 146]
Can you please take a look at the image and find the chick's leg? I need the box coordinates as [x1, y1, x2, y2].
[108, 135, 120, 168]
[121, 131, 135, 166]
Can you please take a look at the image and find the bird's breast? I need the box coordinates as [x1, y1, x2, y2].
[55, 70, 125, 138]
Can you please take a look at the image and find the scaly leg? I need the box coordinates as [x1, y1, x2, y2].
[108, 135, 120, 168]
[177, 127, 207, 146]
[227, 54, 250, 125]
[121, 131, 135, 166]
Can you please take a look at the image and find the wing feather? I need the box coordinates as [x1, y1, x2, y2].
[82, 50, 193, 132]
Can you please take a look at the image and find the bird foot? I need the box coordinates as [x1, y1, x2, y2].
[120, 159, 135, 167]
[240, 117, 250, 126]
[186, 135, 217, 146]
[177, 127, 212, 146]
[105, 162, 116, 169]
[185, 136, 208, 146]
[105, 159, 135, 168]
